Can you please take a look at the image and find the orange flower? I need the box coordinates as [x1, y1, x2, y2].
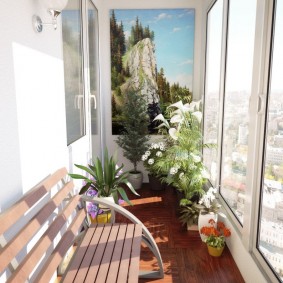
[200, 218, 231, 248]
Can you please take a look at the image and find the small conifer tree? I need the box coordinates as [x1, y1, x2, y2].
[116, 89, 150, 173]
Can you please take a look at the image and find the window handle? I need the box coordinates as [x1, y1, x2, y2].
[74, 94, 84, 109]
[90, 94, 97, 109]
[257, 93, 266, 115]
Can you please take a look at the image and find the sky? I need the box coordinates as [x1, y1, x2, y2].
[112, 9, 195, 90]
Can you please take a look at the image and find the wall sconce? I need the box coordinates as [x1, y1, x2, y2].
[33, 0, 69, 32]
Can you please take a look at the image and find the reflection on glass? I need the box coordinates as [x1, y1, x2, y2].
[62, 0, 85, 145]
[203, 0, 223, 186]
[88, 1, 101, 158]
[258, 1, 283, 280]
[220, 0, 256, 224]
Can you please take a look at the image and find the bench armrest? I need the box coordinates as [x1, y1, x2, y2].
[80, 195, 164, 279]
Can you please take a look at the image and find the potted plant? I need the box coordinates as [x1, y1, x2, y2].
[195, 187, 221, 241]
[154, 100, 211, 197]
[141, 141, 167, 190]
[200, 218, 231, 257]
[69, 149, 139, 222]
[153, 100, 215, 225]
[178, 199, 200, 230]
[116, 89, 150, 190]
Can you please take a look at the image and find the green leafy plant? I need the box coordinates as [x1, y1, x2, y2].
[116, 89, 150, 173]
[179, 200, 200, 227]
[69, 149, 139, 205]
[153, 100, 214, 201]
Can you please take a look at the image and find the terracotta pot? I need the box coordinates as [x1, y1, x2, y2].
[198, 212, 218, 242]
[207, 245, 224, 257]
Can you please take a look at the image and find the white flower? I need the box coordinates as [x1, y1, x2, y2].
[191, 153, 201, 163]
[169, 128, 178, 140]
[179, 172, 184, 179]
[153, 113, 170, 129]
[192, 111, 202, 123]
[153, 143, 159, 149]
[156, 151, 162, 157]
[142, 154, 148, 161]
[170, 114, 183, 124]
[160, 145, 165, 151]
[148, 158, 154, 165]
[145, 150, 151, 156]
[158, 142, 165, 148]
[170, 167, 178, 175]
[198, 187, 218, 209]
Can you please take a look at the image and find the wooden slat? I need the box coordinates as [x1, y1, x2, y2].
[83, 225, 112, 282]
[63, 223, 142, 283]
[128, 224, 142, 282]
[117, 224, 135, 283]
[0, 181, 74, 272]
[7, 195, 80, 283]
[62, 225, 103, 282]
[95, 224, 120, 282]
[34, 209, 86, 283]
[0, 168, 68, 235]
[106, 224, 128, 283]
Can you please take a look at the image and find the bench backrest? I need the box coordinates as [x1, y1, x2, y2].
[0, 168, 86, 283]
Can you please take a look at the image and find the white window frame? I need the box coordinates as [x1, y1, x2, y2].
[204, 0, 281, 281]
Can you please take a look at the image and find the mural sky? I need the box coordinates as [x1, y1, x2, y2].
[113, 9, 195, 91]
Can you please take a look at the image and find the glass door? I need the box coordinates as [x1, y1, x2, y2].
[62, 0, 101, 170]
[87, 1, 101, 159]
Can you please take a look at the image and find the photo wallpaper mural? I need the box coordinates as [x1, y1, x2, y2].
[110, 9, 195, 134]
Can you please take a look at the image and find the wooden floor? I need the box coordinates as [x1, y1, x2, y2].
[117, 183, 245, 283]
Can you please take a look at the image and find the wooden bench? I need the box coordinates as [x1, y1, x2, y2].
[0, 168, 164, 282]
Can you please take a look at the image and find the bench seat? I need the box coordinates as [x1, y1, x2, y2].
[0, 168, 164, 282]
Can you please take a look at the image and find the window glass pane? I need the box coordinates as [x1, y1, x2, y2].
[203, 0, 223, 186]
[258, 1, 283, 280]
[220, 0, 257, 224]
[62, 0, 85, 145]
[88, 1, 101, 157]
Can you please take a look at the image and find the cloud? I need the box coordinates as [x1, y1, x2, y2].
[155, 13, 172, 21]
[179, 59, 194, 66]
[167, 73, 193, 90]
[172, 27, 181, 33]
[124, 30, 131, 40]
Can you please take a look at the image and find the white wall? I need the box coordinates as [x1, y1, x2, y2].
[93, 0, 210, 180]
[0, 0, 70, 211]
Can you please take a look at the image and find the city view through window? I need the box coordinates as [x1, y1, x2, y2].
[258, 0, 283, 279]
[220, 0, 257, 224]
[204, 0, 283, 280]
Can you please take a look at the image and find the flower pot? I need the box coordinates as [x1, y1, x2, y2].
[90, 211, 112, 224]
[207, 245, 224, 257]
[87, 196, 115, 224]
[128, 171, 143, 190]
[198, 211, 218, 242]
[148, 174, 165, 191]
